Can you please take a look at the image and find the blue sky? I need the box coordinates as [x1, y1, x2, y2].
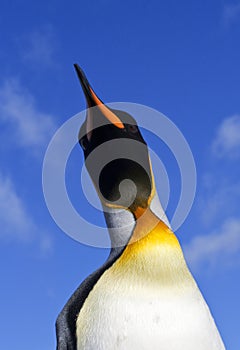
[0, 1, 240, 349]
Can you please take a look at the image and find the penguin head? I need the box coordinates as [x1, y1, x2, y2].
[75, 64, 154, 218]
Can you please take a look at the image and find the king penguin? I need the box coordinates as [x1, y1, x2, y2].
[56, 65, 225, 350]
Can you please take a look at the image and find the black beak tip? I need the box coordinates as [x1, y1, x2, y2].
[73, 63, 81, 72]
[73, 63, 92, 98]
[74, 64, 85, 81]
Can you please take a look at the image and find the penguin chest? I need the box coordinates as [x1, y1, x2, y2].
[76, 274, 224, 350]
[76, 225, 225, 350]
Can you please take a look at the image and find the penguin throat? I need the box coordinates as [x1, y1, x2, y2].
[109, 208, 191, 286]
[129, 207, 177, 246]
[133, 206, 147, 219]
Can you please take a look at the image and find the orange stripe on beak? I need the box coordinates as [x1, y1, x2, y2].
[89, 87, 125, 129]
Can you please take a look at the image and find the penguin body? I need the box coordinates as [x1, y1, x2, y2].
[76, 210, 224, 350]
[55, 65, 225, 350]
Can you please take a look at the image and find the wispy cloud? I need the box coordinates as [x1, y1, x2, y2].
[223, 2, 240, 27]
[0, 173, 34, 241]
[187, 115, 240, 270]
[0, 79, 56, 151]
[0, 172, 52, 253]
[184, 217, 240, 269]
[212, 115, 240, 159]
[21, 26, 57, 67]
[199, 180, 240, 224]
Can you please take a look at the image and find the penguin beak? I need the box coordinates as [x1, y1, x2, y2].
[74, 64, 97, 108]
[74, 64, 124, 133]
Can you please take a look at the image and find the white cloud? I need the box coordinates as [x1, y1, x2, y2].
[21, 26, 57, 67]
[185, 115, 240, 271]
[0, 79, 56, 150]
[223, 3, 240, 27]
[184, 217, 240, 269]
[0, 173, 34, 241]
[0, 173, 52, 252]
[39, 235, 53, 255]
[200, 181, 240, 224]
[212, 115, 240, 159]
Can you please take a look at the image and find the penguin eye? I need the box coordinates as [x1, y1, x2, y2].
[80, 137, 88, 150]
[128, 124, 138, 134]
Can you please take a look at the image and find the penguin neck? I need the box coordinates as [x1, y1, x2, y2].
[129, 206, 181, 253]
[104, 205, 193, 287]
[102, 190, 164, 248]
[101, 183, 195, 287]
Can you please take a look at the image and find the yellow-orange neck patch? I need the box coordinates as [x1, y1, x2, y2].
[129, 208, 180, 248]
[108, 208, 191, 286]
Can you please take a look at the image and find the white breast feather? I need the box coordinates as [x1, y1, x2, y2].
[76, 247, 225, 350]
